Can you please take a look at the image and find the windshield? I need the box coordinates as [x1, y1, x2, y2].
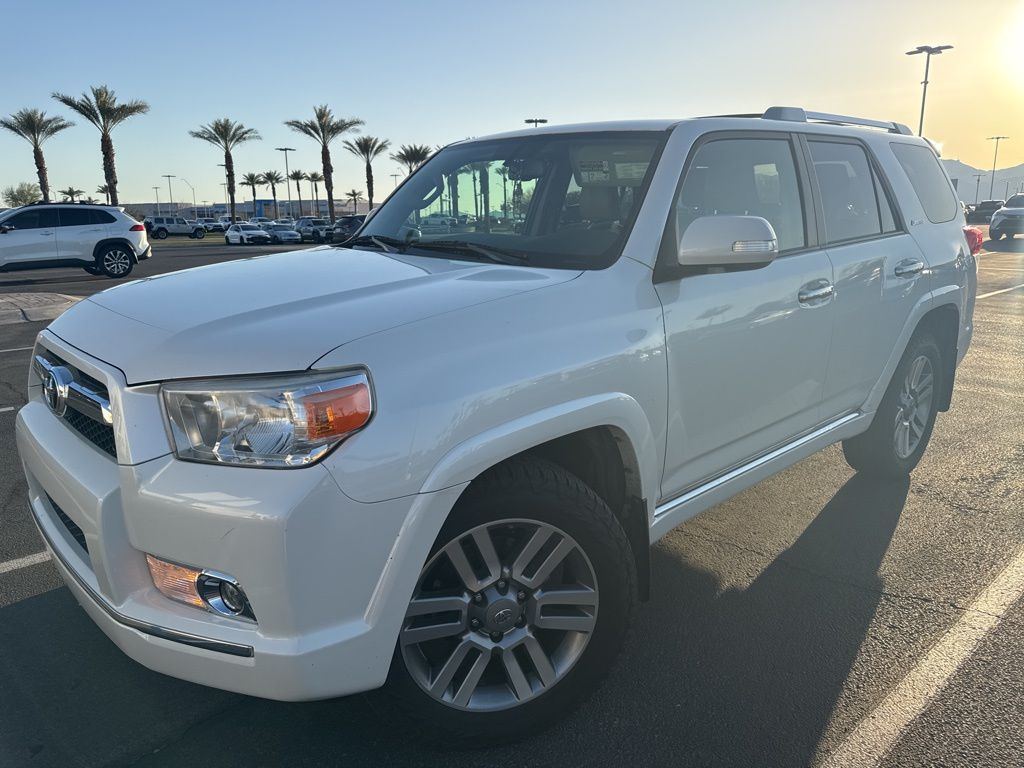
[358, 131, 665, 269]
[239, 224, 259, 231]
[1005, 194, 1024, 208]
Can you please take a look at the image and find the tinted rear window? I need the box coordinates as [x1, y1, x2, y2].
[890, 143, 957, 223]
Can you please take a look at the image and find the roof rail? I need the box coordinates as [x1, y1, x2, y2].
[762, 106, 914, 135]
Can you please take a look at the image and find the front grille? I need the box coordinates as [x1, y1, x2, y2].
[37, 348, 117, 458]
[64, 408, 117, 457]
[48, 496, 89, 555]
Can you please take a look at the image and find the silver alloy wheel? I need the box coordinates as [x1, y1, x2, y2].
[102, 249, 131, 276]
[401, 519, 599, 712]
[893, 354, 934, 459]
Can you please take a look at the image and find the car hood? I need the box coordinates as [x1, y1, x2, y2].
[48, 246, 580, 384]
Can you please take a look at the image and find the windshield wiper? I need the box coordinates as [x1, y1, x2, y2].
[341, 234, 408, 253]
[407, 240, 529, 265]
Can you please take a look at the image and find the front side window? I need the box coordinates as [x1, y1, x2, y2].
[359, 131, 665, 269]
[671, 137, 806, 252]
[809, 141, 885, 244]
[4, 209, 58, 230]
[889, 142, 957, 224]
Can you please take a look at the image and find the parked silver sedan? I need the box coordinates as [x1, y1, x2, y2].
[263, 223, 302, 244]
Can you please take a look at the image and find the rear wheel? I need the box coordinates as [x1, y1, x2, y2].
[843, 333, 943, 478]
[96, 245, 134, 279]
[381, 456, 635, 745]
[990, 229, 1003, 241]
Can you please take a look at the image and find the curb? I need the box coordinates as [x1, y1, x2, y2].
[0, 294, 82, 325]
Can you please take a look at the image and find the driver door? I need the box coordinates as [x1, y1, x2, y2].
[0, 208, 59, 268]
[655, 133, 834, 499]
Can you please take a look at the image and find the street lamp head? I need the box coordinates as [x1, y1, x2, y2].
[275, 147, 296, 152]
[906, 44, 953, 55]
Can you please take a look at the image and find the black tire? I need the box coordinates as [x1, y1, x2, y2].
[192, 228, 205, 239]
[379, 455, 636, 746]
[990, 229, 1003, 241]
[224, 236, 231, 245]
[96, 244, 134, 279]
[843, 333, 944, 478]
[154, 228, 168, 240]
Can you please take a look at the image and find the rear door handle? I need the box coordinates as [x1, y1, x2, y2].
[894, 259, 925, 277]
[798, 279, 834, 306]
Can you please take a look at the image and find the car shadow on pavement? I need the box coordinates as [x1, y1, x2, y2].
[0, 474, 910, 768]
[983, 238, 1024, 253]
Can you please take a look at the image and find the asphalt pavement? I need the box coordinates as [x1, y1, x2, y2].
[1, 235, 1023, 767]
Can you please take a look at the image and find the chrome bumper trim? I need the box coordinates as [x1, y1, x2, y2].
[31, 499, 255, 658]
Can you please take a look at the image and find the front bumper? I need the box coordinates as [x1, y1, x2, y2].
[16, 332, 466, 700]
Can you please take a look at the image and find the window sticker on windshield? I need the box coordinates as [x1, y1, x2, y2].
[579, 159, 610, 183]
[615, 162, 648, 181]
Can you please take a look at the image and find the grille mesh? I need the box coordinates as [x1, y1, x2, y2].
[48, 496, 89, 556]
[63, 408, 117, 457]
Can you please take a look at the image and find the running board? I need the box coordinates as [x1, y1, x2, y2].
[651, 412, 865, 541]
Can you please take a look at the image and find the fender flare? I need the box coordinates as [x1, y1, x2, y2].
[419, 392, 661, 521]
[92, 238, 140, 265]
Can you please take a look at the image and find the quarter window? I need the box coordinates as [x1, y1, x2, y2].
[890, 142, 957, 224]
[808, 141, 884, 244]
[672, 137, 806, 252]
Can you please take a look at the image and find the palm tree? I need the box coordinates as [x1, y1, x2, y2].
[58, 186, 84, 202]
[241, 173, 263, 219]
[51, 86, 148, 206]
[0, 109, 74, 202]
[288, 170, 307, 217]
[262, 170, 284, 220]
[343, 136, 390, 209]
[284, 105, 363, 223]
[345, 189, 364, 214]
[188, 119, 261, 222]
[307, 171, 323, 216]
[390, 144, 433, 175]
[96, 184, 110, 204]
[2, 182, 42, 207]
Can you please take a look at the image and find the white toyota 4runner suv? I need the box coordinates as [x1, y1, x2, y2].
[17, 108, 977, 744]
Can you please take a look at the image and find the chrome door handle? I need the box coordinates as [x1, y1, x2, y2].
[798, 281, 834, 305]
[894, 259, 925, 277]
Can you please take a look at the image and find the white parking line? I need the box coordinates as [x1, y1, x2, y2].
[821, 546, 1024, 768]
[977, 283, 1024, 300]
[0, 551, 51, 575]
[0, 346, 33, 354]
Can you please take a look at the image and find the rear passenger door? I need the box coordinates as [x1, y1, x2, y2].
[802, 136, 931, 418]
[57, 207, 110, 262]
[655, 133, 835, 498]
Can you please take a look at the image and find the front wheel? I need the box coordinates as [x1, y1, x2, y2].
[153, 228, 168, 240]
[96, 245, 134, 279]
[843, 333, 943, 478]
[192, 228, 205, 239]
[381, 456, 636, 745]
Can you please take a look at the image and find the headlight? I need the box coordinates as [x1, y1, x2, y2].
[161, 370, 372, 468]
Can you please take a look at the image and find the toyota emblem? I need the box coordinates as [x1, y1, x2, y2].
[42, 366, 74, 417]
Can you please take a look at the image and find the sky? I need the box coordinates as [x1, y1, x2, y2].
[1, 0, 1022, 206]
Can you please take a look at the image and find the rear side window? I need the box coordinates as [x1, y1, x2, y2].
[672, 137, 806, 252]
[890, 142, 957, 223]
[808, 140, 888, 244]
[57, 208, 93, 226]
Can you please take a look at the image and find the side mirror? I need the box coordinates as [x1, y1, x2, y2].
[678, 215, 778, 268]
[0, 225, 12, 234]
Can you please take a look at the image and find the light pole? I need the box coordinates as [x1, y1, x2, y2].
[152, 186, 161, 216]
[973, 174, 985, 204]
[220, 183, 228, 213]
[179, 177, 198, 219]
[162, 174, 176, 215]
[905, 44, 952, 136]
[987, 136, 1009, 199]
[202, 200, 209, 217]
[276, 147, 295, 218]
[390, 171, 401, 187]
[524, 118, 548, 128]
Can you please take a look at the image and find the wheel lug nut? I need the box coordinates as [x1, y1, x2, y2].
[472, 593, 483, 604]
[515, 616, 526, 628]
[490, 631, 503, 642]
[516, 590, 527, 602]
[497, 579, 507, 592]
[470, 618, 481, 629]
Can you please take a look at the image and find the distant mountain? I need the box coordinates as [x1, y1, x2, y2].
[941, 159, 1024, 201]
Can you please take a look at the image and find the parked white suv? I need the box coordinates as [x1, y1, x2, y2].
[989, 193, 1024, 241]
[145, 216, 206, 239]
[0, 202, 150, 278]
[16, 108, 977, 744]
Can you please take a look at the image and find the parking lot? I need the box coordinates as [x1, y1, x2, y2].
[1, 233, 1023, 767]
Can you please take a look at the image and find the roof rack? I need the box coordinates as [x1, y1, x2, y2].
[761, 106, 914, 135]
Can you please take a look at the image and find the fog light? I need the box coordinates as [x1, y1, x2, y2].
[146, 554, 255, 622]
